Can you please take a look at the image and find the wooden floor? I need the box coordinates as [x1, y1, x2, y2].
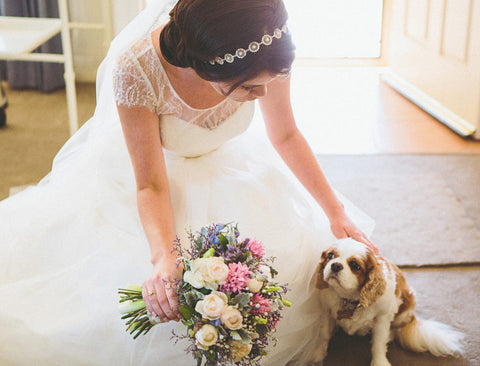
[289, 66, 480, 154]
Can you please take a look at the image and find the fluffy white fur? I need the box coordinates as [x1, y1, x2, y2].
[312, 238, 464, 366]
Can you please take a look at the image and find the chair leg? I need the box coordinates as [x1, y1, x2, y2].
[0, 82, 7, 108]
[0, 107, 6, 128]
[64, 71, 78, 135]
[0, 82, 6, 127]
[58, 0, 78, 135]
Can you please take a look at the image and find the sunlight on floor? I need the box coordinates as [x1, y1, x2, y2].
[252, 65, 480, 154]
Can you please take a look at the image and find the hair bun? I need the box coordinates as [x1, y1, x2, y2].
[159, 20, 192, 68]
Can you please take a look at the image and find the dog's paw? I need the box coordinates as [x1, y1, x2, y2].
[370, 357, 392, 366]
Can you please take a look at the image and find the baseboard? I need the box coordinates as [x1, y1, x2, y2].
[381, 72, 477, 138]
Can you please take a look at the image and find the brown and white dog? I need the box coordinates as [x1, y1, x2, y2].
[312, 238, 464, 366]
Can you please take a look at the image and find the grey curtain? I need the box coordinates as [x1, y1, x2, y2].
[0, 0, 64, 92]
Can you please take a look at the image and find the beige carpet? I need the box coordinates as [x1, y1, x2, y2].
[0, 83, 94, 200]
[317, 155, 480, 267]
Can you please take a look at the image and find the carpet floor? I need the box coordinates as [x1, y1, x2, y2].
[317, 154, 480, 267]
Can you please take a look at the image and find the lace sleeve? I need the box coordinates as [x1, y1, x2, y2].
[113, 50, 157, 112]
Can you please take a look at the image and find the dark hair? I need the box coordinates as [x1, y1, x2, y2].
[159, 0, 295, 93]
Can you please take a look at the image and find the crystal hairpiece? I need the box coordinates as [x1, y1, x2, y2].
[209, 24, 288, 65]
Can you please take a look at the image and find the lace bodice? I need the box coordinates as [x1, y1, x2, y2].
[113, 35, 255, 157]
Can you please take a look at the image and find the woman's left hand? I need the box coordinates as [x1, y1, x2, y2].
[329, 213, 379, 255]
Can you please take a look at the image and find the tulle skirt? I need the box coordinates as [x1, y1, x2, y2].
[0, 119, 374, 365]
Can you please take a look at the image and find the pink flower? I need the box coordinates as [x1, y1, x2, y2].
[220, 262, 252, 294]
[246, 238, 265, 259]
[250, 293, 271, 316]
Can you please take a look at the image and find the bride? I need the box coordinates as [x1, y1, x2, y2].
[0, 0, 376, 364]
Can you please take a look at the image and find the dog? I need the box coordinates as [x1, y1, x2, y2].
[312, 238, 464, 366]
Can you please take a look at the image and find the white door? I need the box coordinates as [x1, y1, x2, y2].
[384, 0, 480, 138]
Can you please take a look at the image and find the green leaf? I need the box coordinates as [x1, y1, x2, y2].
[199, 287, 211, 295]
[270, 266, 278, 277]
[184, 289, 205, 307]
[245, 251, 253, 262]
[230, 330, 242, 341]
[281, 298, 292, 307]
[264, 286, 281, 292]
[182, 319, 195, 328]
[179, 304, 194, 320]
[237, 329, 252, 344]
[254, 316, 267, 325]
[202, 248, 215, 258]
[231, 293, 252, 310]
[219, 234, 229, 250]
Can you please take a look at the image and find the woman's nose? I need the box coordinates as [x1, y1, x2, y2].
[252, 85, 267, 98]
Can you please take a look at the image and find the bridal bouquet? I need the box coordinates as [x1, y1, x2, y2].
[118, 223, 291, 365]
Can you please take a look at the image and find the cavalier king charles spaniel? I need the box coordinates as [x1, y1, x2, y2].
[312, 238, 464, 366]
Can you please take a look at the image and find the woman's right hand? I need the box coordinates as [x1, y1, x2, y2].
[142, 254, 183, 323]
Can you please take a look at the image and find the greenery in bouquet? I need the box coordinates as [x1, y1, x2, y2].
[119, 223, 291, 366]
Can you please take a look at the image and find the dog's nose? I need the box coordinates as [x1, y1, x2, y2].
[331, 262, 343, 273]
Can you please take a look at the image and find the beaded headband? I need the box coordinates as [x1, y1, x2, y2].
[209, 24, 288, 65]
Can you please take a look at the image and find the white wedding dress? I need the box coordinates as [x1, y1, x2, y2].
[0, 2, 374, 365]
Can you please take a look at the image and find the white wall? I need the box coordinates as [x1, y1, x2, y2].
[112, 0, 142, 36]
[70, 0, 142, 82]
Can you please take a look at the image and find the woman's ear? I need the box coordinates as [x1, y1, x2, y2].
[359, 251, 386, 307]
[315, 250, 330, 290]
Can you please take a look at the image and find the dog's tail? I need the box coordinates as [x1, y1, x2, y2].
[394, 315, 464, 357]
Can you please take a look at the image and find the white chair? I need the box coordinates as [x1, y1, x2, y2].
[0, 0, 113, 135]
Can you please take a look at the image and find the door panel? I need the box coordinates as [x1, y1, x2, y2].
[385, 0, 480, 138]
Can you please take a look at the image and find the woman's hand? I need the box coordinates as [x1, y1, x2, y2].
[329, 212, 379, 255]
[142, 253, 183, 323]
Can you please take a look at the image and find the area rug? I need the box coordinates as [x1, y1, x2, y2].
[316, 154, 480, 267]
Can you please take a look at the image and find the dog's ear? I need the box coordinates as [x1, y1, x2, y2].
[359, 250, 386, 307]
[315, 250, 331, 289]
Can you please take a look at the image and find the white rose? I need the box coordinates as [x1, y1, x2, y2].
[246, 278, 263, 293]
[221, 306, 243, 330]
[195, 291, 228, 320]
[229, 340, 252, 361]
[184, 269, 205, 289]
[195, 324, 218, 349]
[206, 257, 229, 284]
[192, 258, 210, 278]
[185, 257, 229, 290]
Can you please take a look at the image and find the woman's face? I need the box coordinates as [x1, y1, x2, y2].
[209, 72, 278, 102]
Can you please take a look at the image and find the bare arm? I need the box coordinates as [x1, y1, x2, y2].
[117, 105, 176, 263]
[117, 104, 182, 322]
[259, 75, 374, 248]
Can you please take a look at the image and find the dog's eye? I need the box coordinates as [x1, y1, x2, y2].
[349, 261, 361, 271]
[328, 252, 335, 259]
